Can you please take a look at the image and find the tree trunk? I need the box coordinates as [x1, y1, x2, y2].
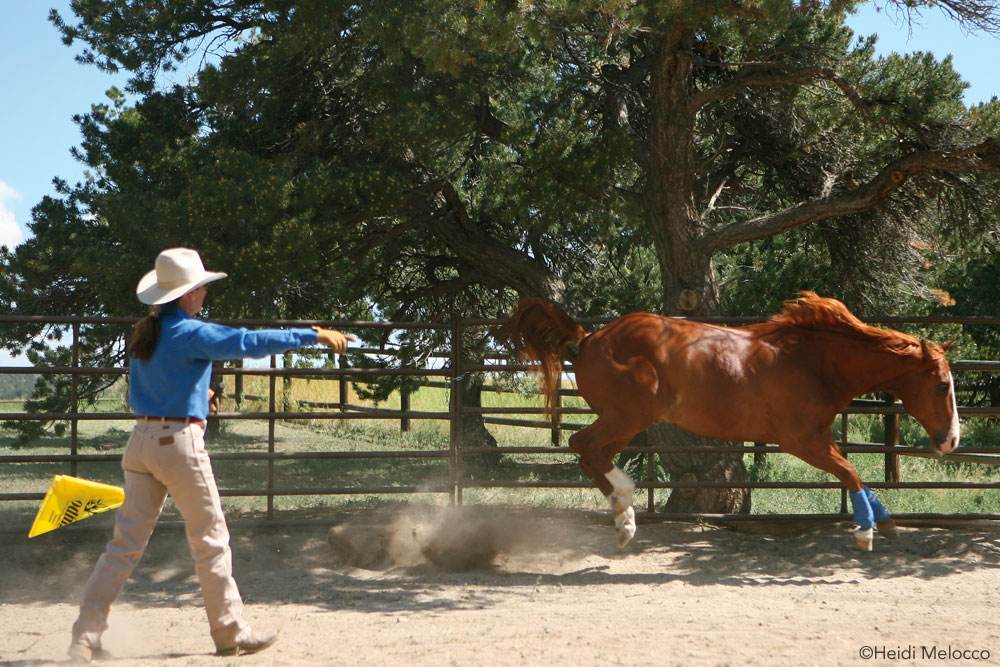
[643, 27, 750, 513]
[647, 423, 751, 514]
[460, 374, 502, 469]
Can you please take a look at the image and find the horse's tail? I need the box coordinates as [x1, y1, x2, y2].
[498, 297, 586, 416]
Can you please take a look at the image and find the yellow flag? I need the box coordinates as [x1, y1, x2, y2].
[28, 475, 125, 538]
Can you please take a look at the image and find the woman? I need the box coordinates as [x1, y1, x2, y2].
[69, 248, 351, 662]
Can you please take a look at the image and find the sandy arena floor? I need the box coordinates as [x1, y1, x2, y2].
[3, 506, 1000, 666]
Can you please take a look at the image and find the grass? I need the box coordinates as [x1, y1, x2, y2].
[744, 450, 1000, 517]
[2, 375, 1000, 532]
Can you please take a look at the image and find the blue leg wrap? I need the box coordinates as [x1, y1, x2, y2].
[849, 490, 874, 530]
[864, 486, 891, 524]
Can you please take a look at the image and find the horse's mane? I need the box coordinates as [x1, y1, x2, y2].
[769, 291, 921, 354]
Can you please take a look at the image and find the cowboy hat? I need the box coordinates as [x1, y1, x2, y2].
[136, 248, 227, 305]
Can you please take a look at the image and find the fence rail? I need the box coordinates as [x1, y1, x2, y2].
[2, 313, 999, 525]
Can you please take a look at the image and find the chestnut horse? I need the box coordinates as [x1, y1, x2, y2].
[501, 292, 960, 550]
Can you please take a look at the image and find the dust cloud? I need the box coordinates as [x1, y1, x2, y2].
[327, 504, 584, 571]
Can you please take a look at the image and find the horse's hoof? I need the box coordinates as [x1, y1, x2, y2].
[615, 506, 636, 548]
[853, 526, 874, 551]
[616, 522, 636, 548]
[876, 519, 898, 540]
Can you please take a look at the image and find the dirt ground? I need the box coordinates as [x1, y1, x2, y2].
[3, 505, 1000, 666]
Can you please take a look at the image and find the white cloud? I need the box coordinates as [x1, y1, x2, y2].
[0, 181, 25, 251]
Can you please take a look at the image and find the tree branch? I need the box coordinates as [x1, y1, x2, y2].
[880, 0, 1000, 37]
[692, 65, 871, 119]
[702, 140, 1000, 252]
[418, 181, 567, 300]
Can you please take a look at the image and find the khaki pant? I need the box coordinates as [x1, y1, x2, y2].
[72, 420, 250, 651]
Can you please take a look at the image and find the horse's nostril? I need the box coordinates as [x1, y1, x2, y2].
[935, 436, 958, 455]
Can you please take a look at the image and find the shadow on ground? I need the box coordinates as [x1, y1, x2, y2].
[5, 505, 999, 617]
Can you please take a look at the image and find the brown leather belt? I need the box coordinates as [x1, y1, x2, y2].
[137, 416, 207, 428]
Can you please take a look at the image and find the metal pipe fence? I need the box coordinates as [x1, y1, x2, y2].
[1, 313, 1000, 525]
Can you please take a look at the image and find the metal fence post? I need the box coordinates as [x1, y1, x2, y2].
[551, 374, 561, 446]
[339, 354, 348, 411]
[839, 412, 849, 515]
[884, 395, 901, 483]
[647, 444, 656, 513]
[70, 323, 79, 478]
[267, 354, 277, 520]
[449, 313, 463, 505]
[234, 359, 244, 405]
[400, 389, 411, 432]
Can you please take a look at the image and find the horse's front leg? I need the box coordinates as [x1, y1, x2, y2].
[856, 486, 897, 539]
[788, 436, 894, 551]
[847, 486, 898, 549]
[847, 489, 875, 550]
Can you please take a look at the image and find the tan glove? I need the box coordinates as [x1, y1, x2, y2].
[208, 380, 224, 415]
[312, 326, 353, 353]
[208, 388, 221, 415]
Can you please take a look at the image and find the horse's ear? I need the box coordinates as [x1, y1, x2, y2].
[920, 338, 954, 357]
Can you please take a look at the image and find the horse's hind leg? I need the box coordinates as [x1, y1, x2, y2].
[569, 414, 649, 547]
[605, 454, 638, 547]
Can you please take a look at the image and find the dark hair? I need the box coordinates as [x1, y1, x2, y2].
[128, 308, 161, 361]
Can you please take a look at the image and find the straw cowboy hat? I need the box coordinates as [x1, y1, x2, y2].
[136, 248, 228, 305]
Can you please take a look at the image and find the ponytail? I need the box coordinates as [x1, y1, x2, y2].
[128, 307, 161, 361]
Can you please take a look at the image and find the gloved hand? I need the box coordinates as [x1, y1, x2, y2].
[208, 388, 221, 415]
[312, 326, 353, 353]
[208, 380, 225, 415]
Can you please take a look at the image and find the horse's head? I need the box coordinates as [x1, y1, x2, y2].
[892, 339, 960, 456]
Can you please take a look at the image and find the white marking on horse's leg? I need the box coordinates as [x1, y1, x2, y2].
[605, 466, 636, 547]
[613, 505, 636, 547]
[853, 526, 874, 551]
[605, 466, 635, 501]
[947, 372, 961, 450]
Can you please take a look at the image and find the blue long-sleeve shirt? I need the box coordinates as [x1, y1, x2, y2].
[128, 304, 319, 421]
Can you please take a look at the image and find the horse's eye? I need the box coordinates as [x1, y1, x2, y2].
[937, 382, 950, 394]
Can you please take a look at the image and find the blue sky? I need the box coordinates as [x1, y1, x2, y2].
[1, 2, 127, 250]
[0, 2, 998, 365]
[2, 3, 999, 256]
